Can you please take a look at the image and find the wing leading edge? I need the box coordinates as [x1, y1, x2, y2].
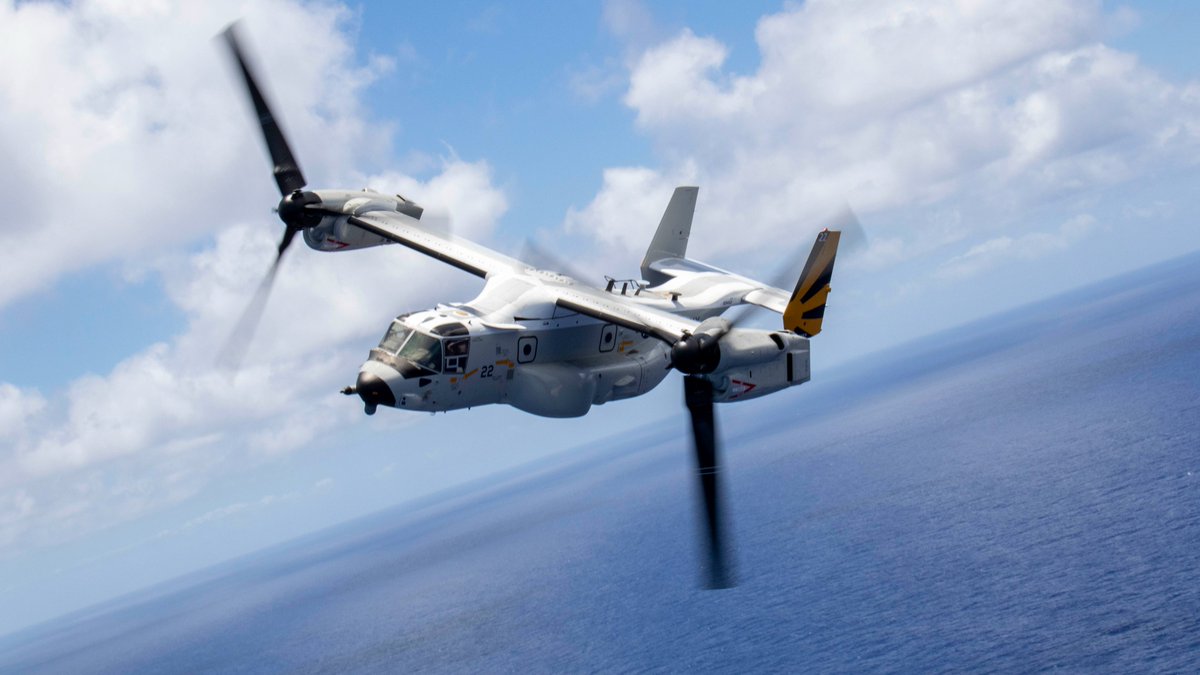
[349, 210, 701, 343]
[552, 284, 697, 345]
[347, 212, 526, 278]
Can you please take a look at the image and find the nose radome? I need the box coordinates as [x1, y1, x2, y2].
[357, 370, 396, 413]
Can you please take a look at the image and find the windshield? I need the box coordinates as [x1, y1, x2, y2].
[398, 332, 442, 373]
[379, 323, 411, 353]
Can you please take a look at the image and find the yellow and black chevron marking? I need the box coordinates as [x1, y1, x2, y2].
[783, 229, 841, 337]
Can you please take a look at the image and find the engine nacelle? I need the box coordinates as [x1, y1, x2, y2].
[715, 328, 803, 371]
[303, 189, 424, 252]
[710, 337, 810, 403]
[305, 215, 392, 252]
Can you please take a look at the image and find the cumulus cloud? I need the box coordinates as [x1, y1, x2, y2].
[626, 1, 1099, 131]
[0, 155, 507, 554]
[0, 2, 509, 555]
[566, 0, 1200, 273]
[367, 156, 510, 241]
[565, 164, 696, 248]
[0, 384, 45, 444]
[0, 0, 392, 309]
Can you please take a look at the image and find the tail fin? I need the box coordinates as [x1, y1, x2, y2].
[783, 230, 841, 337]
[641, 186, 699, 284]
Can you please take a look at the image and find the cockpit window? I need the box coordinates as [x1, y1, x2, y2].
[444, 337, 470, 373]
[379, 323, 411, 353]
[398, 332, 442, 373]
[376, 318, 468, 375]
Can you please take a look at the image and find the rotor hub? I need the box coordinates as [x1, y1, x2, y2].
[670, 332, 722, 374]
[277, 189, 324, 230]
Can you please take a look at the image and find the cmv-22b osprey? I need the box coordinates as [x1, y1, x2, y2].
[223, 25, 842, 588]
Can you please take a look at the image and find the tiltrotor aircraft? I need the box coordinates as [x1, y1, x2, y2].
[223, 27, 841, 588]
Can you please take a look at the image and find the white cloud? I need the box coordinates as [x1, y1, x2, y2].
[602, 0, 656, 47]
[568, 63, 627, 104]
[0, 152, 507, 554]
[626, 30, 760, 130]
[564, 164, 695, 250]
[0, 0, 393, 309]
[937, 214, 1097, 279]
[367, 156, 509, 241]
[0, 384, 45, 445]
[0, 2, 510, 556]
[624, 0, 1100, 137]
[568, 0, 1200, 272]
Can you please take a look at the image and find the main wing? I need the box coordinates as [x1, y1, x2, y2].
[347, 212, 527, 278]
[552, 283, 698, 345]
[350, 210, 700, 343]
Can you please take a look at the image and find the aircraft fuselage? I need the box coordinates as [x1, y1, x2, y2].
[353, 269, 811, 418]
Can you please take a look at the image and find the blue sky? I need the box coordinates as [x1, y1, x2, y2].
[1, 0, 1198, 636]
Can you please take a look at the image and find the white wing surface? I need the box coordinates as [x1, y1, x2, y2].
[552, 283, 699, 344]
[350, 211, 700, 343]
[648, 257, 791, 315]
[348, 212, 527, 278]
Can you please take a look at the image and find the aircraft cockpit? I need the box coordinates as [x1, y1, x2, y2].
[371, 317, 470, 378]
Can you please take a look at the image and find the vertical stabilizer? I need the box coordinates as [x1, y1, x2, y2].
[641, 186, 699, 284]
[783, 230, 841, 337]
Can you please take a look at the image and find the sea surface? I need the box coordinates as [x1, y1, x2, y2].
[2, 253, 1199, 673]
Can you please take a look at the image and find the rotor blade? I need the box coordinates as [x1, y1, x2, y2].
[722, 303, 757, 332]
[222, 23, 306, 195]
[768, 204, 867, 291]
[217, 243, 287, 370]
[830, 203, 868, 256]
[277, 225, 299, 258]
[683, 375, 735, 589]
[520, 238, 592, 283]
[720, 204, 866, 333]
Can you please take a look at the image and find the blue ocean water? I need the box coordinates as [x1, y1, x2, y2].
[2, 253, 1199, 673]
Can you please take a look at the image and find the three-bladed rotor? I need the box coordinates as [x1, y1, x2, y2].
[219, 24, 331, 367]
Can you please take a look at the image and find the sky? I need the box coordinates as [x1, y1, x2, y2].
[1, 0, 1198, 637]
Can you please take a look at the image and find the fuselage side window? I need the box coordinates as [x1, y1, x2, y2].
[444, 337, 470, 373]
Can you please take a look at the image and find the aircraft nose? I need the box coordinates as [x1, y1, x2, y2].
[357, 370, 396, 413]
